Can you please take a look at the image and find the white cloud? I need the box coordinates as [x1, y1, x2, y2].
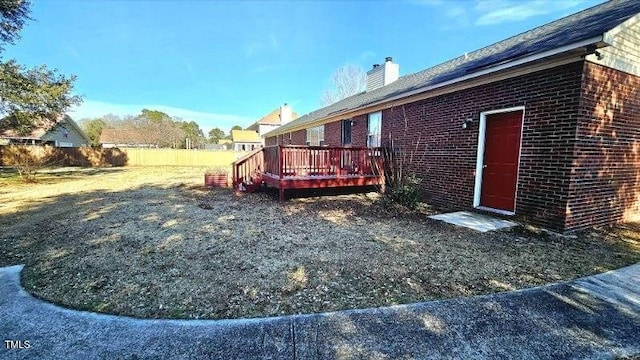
[251, 65, 274, 74]
[474, 0, 585, 26]
[410, 0, 446, 5]
[358, 50, 376, 62]
[245, 32, 281, 57]
[446, 5, 467, 18]
[69, 100, 252, 133]
[411, 0, 589, 28]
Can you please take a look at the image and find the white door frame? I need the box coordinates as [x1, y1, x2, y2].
[473, 106, 525, 215]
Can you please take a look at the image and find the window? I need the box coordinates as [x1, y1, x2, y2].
[306, 126, 325, 146]
[367, 112, 381, 147]
[342, 120, 352, 145]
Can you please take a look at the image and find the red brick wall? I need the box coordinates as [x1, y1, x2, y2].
[381, 61, 585, 231]
[265, 136, 277, 146]
[352, 114, 368, 147]
[267, 130, 307, 146]
[565, 62, 640, 231]
[324, 121, 342, 146]
[323, 114, 368, 147]
[275, 133, 288, 145]
[291, 129, 306, 145]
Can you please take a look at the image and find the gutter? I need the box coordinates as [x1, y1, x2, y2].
[265, 35, 606, 137]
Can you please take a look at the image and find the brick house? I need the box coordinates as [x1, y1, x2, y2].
[263, 0, 640, 233]
[245, 104, 298, 145]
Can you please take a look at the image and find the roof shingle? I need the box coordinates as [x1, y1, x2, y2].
[267, 0, 640, 137]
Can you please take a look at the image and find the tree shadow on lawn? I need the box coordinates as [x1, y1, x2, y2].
[293, 275, 640, 359]
[0, 166, 126, 187]
[0, 182, 639, 321]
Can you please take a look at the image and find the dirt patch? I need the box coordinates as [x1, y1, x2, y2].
[1, 166, 639, 320]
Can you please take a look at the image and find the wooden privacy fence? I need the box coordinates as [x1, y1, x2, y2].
[0, 146, 241, 167]
[0, 145, 128, 167]
[121, 148, 238, 167]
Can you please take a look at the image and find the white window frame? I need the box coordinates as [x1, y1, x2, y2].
[306, 126, 325, 146]
[473, 106, 525, 215]
[367, 112, 382, 147]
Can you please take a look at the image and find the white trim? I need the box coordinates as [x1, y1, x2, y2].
[367, 111, 382, 147]
[473, 106, 526, 214]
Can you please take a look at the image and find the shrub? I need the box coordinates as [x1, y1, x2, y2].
[387, 174, 422, 208]
[3, 145, 59, 183]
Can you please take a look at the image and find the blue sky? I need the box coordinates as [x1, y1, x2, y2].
[3, 0, 603, 133]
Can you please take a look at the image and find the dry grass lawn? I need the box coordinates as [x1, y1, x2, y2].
[1, 166, 639, 320]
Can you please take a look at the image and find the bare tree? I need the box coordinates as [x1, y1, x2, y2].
[4, 144, 60, 182]
[321, 65, 366, 106]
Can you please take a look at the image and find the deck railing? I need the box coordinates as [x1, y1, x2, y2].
[263, 145, 280, 176]
[265, 145, 383, 178]
[232, 146, 264, 190]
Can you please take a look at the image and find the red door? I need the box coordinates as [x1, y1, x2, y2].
[480, 110, 523, 212]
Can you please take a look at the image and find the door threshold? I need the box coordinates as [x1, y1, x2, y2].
[476, 206, 515, 216]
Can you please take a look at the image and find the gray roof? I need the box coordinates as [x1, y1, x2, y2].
[268, 0, 640, 137]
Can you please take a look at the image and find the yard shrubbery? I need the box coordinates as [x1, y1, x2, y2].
[375, 139, 424, 209]
[384, 173, 422, 209]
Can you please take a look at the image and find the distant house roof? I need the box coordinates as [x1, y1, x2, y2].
[99, 128, 152, 146]
[0, 115, 90, 143]
[231, 130, 261, 143]
[218, 139, 232, 144]
[266, 0, 640, 137]
[246, 107, 299, 130]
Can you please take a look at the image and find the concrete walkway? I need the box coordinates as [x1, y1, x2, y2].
[428, 211, 519, 232]
[1, 264, 639, 360]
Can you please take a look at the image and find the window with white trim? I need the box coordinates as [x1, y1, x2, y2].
[367, 111, 381, 147]
[306, 126, 325, 146]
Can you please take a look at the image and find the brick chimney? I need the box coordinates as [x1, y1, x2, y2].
[366, 57, 399, 92]
[279, 103, 292, 125]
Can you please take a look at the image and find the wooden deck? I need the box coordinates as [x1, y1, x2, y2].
[233, 145, 385, 201]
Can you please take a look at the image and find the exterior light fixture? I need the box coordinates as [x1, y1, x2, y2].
[462, 118, 475, 129]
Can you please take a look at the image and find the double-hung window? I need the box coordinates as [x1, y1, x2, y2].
[367, 112, 382, 147]
[306, 126, 325, 146]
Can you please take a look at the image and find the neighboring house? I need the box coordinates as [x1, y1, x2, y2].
[218, 139, 232, 149]
[264, 0, 640, 233]
[230, 130, 262, 151]
[245, 104, 298, 145]
[99, 129, 156, 148]
[0, 115, 90, 147]
[204, 143, 230, 151]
